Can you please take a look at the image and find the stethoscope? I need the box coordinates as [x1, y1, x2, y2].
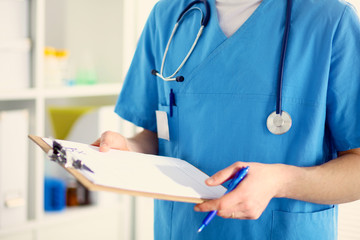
[151, 0, 211, 82]
[151, 0, 293, 135]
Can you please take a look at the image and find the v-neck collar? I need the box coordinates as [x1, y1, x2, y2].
[209, 0, 274, 40]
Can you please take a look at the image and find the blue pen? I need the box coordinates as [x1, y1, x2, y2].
[197, 166, 250, 233]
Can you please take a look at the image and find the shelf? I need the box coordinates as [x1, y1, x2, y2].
[43, 83, 123, 99]
[42, 203, 123, 223]
[0, 83, 123, 101]
[0, 88, 38, 101]
[0, 204, 123, 237]
[0, 38, 31, 50]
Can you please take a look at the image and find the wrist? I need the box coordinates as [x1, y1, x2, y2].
[126, 135, 158, 154]
[125, 138, 137, 152]
[273, 164, 305, 199]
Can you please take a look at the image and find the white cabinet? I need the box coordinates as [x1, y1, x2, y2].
[0, 110, 29, 229]
[0, 231, 33, 240]
[0, 0, 29, 39]
[0, 0, 30, 90]
[36, 206, 125, 240]
[0, 0, 137, 239]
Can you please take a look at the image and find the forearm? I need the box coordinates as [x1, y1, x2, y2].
[278, 149, 360, 204]
[127, 129, 158, 155]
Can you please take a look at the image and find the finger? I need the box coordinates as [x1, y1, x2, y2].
[91, 138, 101, 146]
[194, 199, 220, 212]
[214, 196, 240, 218]
[99, 144, 110, 152]
[217, 210, 237, 219]
[218, 208, 261, 220]
[92, 137, 111, 152]
[218, 190, 264, 220]
[194, 189, 239, 212]
[206, 162, 245, 186]
[99, 136, 111, 152]
[217, 210, 251, 219]
[97, 131, 116, 152]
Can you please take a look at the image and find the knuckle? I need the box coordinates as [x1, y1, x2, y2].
[240, 202, 261, 220]
[218, 201, 228, 211]
[210, 172, 223, 183]
[199, 201, 215, 212]
[247, 210, 261, 220]
[101, 130, 113, 138]
[211, 174, 220, 182]
[241, 201, 252, 212]
[217, 210, 229, 218]
[232, 162, 246, 170]
[233, 162, 243, 168]
[101, 131, 116, 143]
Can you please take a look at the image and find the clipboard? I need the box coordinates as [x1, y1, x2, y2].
[29, 135, 226, 204]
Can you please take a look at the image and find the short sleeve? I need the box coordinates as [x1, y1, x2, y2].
[327, 5, 360, 151]
[114, 4, 159, 132]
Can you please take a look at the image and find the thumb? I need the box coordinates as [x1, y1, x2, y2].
[206, 162, 245, 186]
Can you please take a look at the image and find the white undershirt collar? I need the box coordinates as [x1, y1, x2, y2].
[215, 0, 263, 37]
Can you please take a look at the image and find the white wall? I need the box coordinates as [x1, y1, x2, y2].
[129, 2, 158, 240]
[347, 0, 360, 12]
[121, 0, 159, 80]
[338, 2, 360, 239]
[45, 0, 124, 84]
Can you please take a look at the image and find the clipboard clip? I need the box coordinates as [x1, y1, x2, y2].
[47, 139, 94, 173]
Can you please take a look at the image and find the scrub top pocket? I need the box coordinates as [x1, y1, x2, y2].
[157, 104, 179, 158]
[271, 207, 337, 240]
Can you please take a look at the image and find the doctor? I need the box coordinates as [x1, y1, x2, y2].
[93, 0, 360, 239]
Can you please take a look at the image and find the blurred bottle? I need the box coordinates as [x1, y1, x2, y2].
[56, 49, 75, 86]
[44, 47, 76, 87]
[66, 180, 78, 207]
[44, 177, 66, 212]
[75, 52, 98, 85]
[44, 46, 61, 87]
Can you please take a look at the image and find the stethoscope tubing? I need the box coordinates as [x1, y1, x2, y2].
[159, 23, 204, 81]
[277, 0, 292, 115]
[152, 0, 210, 82]
[177, 0, 210, 27]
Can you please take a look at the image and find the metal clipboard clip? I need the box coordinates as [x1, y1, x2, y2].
[47, 139, 94, 173]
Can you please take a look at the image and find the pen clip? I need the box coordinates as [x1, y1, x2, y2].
[169, 89, 176, 117]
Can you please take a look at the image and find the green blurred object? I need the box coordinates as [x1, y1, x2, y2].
[75, 69, 97, 85]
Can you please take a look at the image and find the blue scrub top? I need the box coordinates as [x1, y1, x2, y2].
[115, 0, 360, 239]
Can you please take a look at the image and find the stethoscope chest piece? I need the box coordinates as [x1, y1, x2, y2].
[266, 111, 292, 135]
